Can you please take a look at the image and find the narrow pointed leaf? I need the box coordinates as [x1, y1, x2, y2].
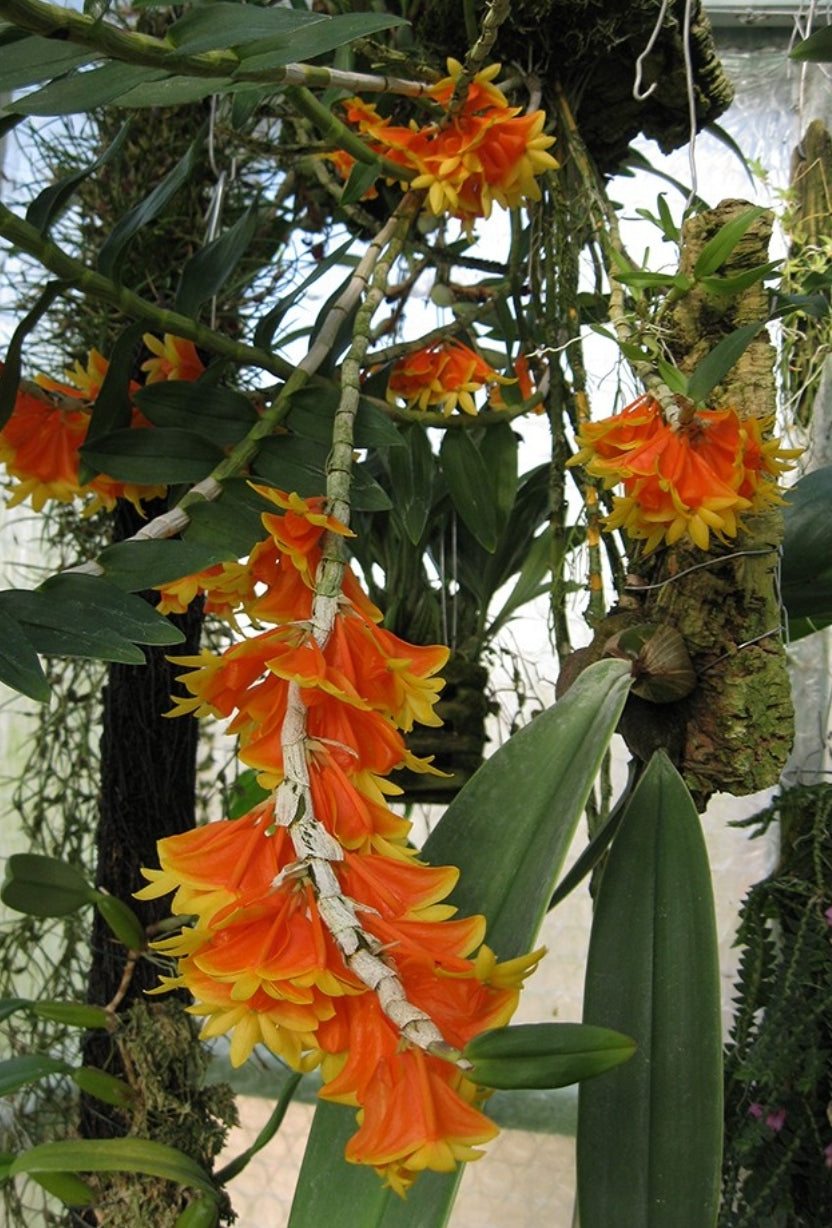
[0, 1055, 71, 1096]
[235, 12, 405, 67]
[132, 382, 258, 446]
[686, 322, 765, 404]
[33, 1002, 113, 1029]
[175, 204, 260, 318]
[31, 1170, 96, 1206]
[0, 281, 67, 430]
[79, 322, 146, 483]
[290, 659, 633, 1227]
[71, 1067, 135, 1108]
[98, 130, 205, 279]
[693, 206, 767, 279]
[463, 1022, 636, 1090]
[781, 465, 832, 618]
[790, 25, 832, 61]
[440, 430, 498, 552]
[37, 573, 185, 647]
[577, 750, 722, 1228]
[11, 63, 167, 116]
[0, 33, 93, 91]
[98, 539, 232, 592]
[27, 120, 131, 235]
[80, 426, 223, 484]
[9, 1138, 217, 1198]
[388, 425, 436, 545]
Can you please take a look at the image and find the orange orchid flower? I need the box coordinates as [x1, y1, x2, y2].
[386, 338, 510, 416]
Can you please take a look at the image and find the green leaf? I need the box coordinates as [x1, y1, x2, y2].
[1, 853, 96, 918]
[80, 427, 223, 484]
[38, 573, 185, 647]
[477, 420, 518, 533]
[174, 1197, 221, 1228]
[0, 33, 93, 91]
[655, 359, 689, 397]
[0, 1055, 71, 1097]
[98, 540, 232, 592]
[175, 204, 260, 318]
[93, 894, 146, 951]
[234, 12, 405, 68]
[71, 1067, 135, 1108]
[251, 435, 326, 497]
[290, 659, 633, 1226]
[0, 281, 67, 430]
[0, 590, 145, 665]
[114, 75, 235, 109]
[0, 999, 29, 1024]
[686, 322, 765, 403]
[0, 607, 50, 702]
[98, 129, 205, 279]
[485, 530, 551, 641]
[699, 261, 781, 298]
[166, 4, 324, 54]
[387, 425, 436, 546]
[693, 206, 767, 279]
[285, 388, 404, 450]
[440, 430, 498, 552]
[577, 751, 722, 1228]
[790, 25, 832, 61]
[253, 239, 353, 351]
[340, 160, 380, 206]
[782, 466, 832, 619]
[463, 1022, 636, 1090]
[9, 1138, 217, 1199]
[79, 322, 147, 483]
[27, 121, 131, 235]
[133, 382, 258, 446]
[33, 1002, 113, 1030]
[182, 498, 264, 558]
[703, 122, 757, 190]
[11, 63, 167, 116]
[30, 1170, 96, 1206]
[225, 769, 271, 821]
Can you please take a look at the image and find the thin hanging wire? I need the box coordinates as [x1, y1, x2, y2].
[204, 95, 238, 330]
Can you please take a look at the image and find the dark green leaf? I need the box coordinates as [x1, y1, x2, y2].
[440, 430, 498, 552]
[463, 1022, 636, 1090]
[699, 261, 781, 298]
[253, 436, 396, 510]
[175, 205, 260, 318]
[114, 76, 235, 109]
[133, 382, 257, 446]
[1, 853, 96, 918]
[98, 539, 233, 592]
[477, 420, 518, 533]
[0, 281, 67, 430]
[485, 531, 550, 640]
[693, 206, 767, 279]
[235, 12, 405, 68]
[0, 608, 50, 702]
[686, 322, 765, 403]
[0, 999, 29, 1024]
[351, 463, 392, 512]
[80, 427, 223, 484]
[704, 122, 757, 190]
[174, 1198, 221, 1228]
[214, 1071, 302, 1183]
[98, 129, 206, 279]
[79, 323, 147, 483]
[0, 590, 145, 665]
[782, 466, 832, 618]
[27, 121, 131, 235]
[655, 359, 689, 397]
[577, 751, 722, 1228]
[37, 573, 185, 646]
[166, 3, 323, 54]
[11, 63, 167, 116]
[9, 1138, 217, 1198]
[182, 498, 264, 558]
[0, 33, 93, 91]
[285, 388, 404, 450]
[387, 425, 436, 546]
[790, 25, 832, 61]
[0, 1056, 71, 1098]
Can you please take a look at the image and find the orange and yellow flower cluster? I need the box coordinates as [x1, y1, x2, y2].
[386, 338, 510, 416]
[140, 487, 540, 1193]
[335, 60, 558, 224]
[570, 395, 798, 553]
[0, 334, 203, 513]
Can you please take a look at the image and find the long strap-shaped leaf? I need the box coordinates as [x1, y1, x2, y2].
[288, 659, 633, 1228]
[577, 750, 722, 1228]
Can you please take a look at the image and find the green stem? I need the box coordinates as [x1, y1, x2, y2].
[448, 0, 512, 115]
[0, 202, 295, 380]
[0, 0, 430, 96]
[286, 86, 416, 184]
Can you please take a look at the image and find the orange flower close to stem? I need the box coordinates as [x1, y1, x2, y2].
[569, 394, 799, 553]
[144, 488, 542, 1191]
[386, 338, 510, 416]
[334, 60, 557, 224]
